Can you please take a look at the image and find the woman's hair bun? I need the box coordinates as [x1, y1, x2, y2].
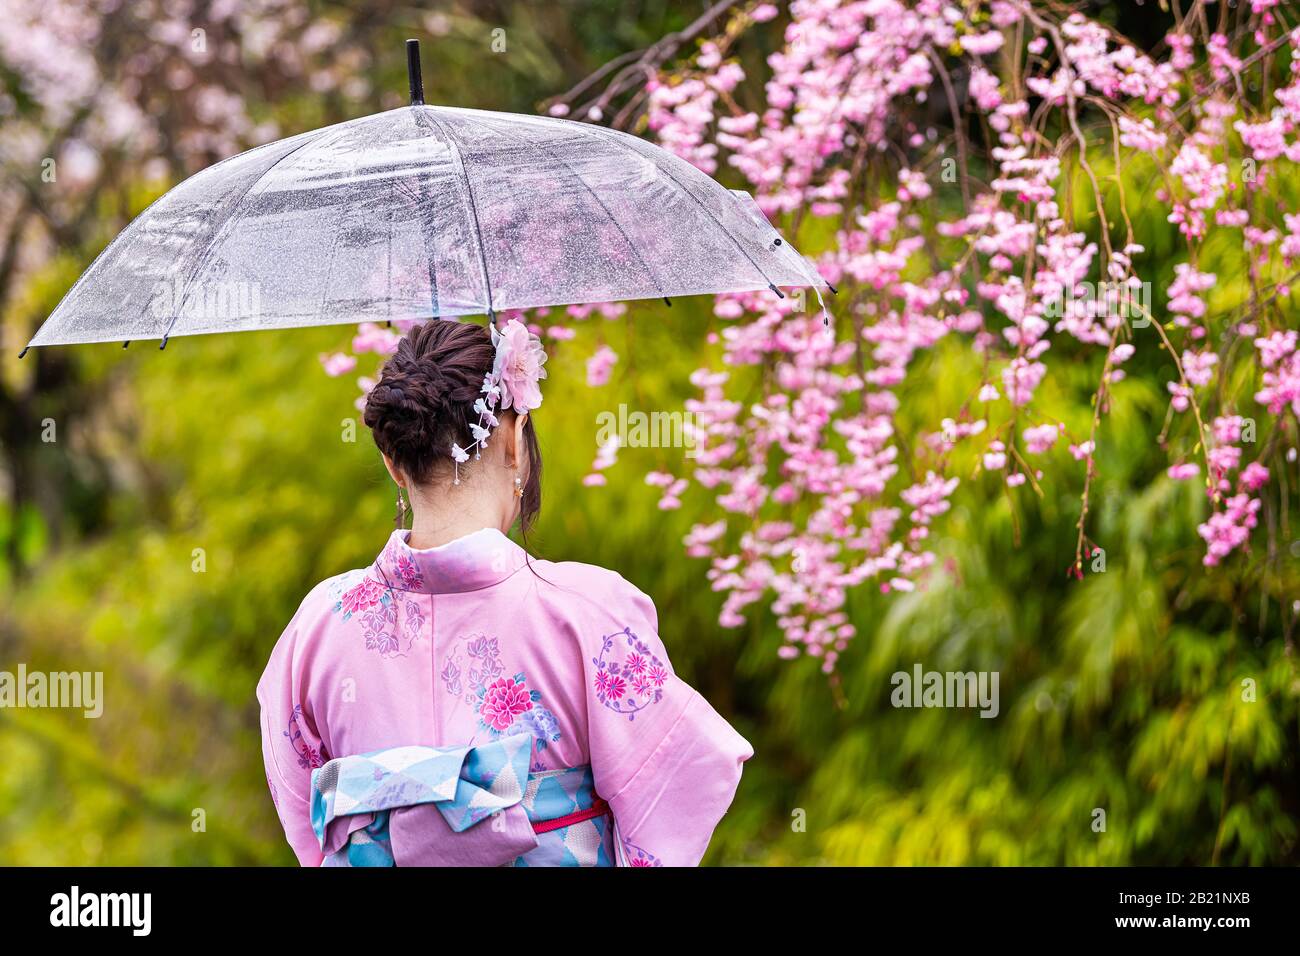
[362, 318, 543, 531]
[362, 320, 495, 484]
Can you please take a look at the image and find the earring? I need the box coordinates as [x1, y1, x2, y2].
[514, 473, 523, 499]
[395, 487, 408, 528]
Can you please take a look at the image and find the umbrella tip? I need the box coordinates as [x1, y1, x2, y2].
[18, 346, 29, 359]
[768, 282, 786, 300]
[827, 281, 839, 296]
[406, 39, 425, 106]
[663, 297, 672, 308]
[159, 335, 169, 351]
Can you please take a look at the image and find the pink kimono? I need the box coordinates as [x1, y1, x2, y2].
[257, 527, 753, 866]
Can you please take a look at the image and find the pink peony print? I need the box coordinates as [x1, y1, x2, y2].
[479, 677, 534, 731]
[340, 576, 386, 615]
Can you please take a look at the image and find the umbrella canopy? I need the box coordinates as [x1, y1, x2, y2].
[22, 44, 829, 354]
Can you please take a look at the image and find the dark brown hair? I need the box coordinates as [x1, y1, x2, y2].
[363, 319, 542, 531]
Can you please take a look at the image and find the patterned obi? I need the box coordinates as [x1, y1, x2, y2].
[310, 732, 616, 867]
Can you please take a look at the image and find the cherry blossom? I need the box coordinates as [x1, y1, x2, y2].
[317, 1, 1300, 666]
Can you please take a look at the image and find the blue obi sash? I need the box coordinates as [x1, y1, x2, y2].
[310, 733, 615, 867]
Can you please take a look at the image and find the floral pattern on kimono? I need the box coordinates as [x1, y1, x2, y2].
[333, 574, 386, 620]
[359, 593, 425, 658]
[378, 537, 425, 590]
[442, 634, 563, 752]
[258, 526, 753, 867]
[326, 568, 427, 659]
[286, 704, 324, 770]
[592, 626, 669, 719]
[625, 843, 663, 867]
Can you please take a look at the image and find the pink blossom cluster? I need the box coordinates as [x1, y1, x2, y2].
[617, 1, 1300, 662]
[318, 3, 1300, 666]
[586, 345, 618, 387]
[0, 0, 365, 267]
[1255, 330, 1300, 416]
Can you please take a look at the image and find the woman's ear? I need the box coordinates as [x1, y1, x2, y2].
[510, 413, 529, 470]
[381, 454, 405, 488]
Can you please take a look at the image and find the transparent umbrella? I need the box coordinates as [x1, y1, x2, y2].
[20, 41, 830, 355]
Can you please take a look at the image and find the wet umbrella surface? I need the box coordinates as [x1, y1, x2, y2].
[23, 42, 828, 353]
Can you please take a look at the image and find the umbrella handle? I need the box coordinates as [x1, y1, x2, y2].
[407, 39, 425, 107]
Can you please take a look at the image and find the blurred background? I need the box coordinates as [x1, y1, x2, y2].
[1, 0, 1297, 865]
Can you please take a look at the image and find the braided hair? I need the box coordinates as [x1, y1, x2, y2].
[363, 320, 542, 531]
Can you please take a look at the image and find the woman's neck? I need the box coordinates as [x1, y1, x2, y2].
[404, 492, 509, 551]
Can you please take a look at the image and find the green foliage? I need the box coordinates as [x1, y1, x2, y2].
[4, 271, 1296, 865]
[1, 3, 1297, 867]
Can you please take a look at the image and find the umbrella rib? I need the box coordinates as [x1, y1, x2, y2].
[574, 123, 781, 295]
[160, 132, 324, 346]
[395, 129, 440, 316]
[385, 197, 397, 323]
[414, 109, 495, 316]
[467, 116, 665, 297]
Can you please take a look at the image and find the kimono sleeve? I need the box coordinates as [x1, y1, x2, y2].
[584, 579, 753, 866]
[256, 607, 327, 867]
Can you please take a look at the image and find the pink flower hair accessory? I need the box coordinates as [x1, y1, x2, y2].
[451, 318, 548, 484]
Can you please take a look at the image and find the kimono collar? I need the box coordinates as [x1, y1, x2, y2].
[373, 527, 529, 594]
